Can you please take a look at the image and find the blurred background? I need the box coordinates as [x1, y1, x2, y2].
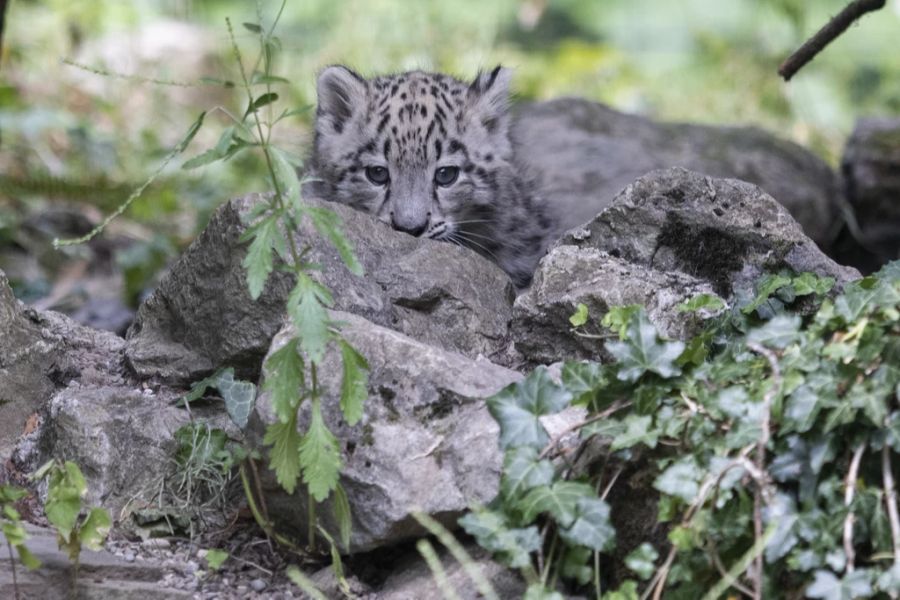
[1, 0, 898, 332]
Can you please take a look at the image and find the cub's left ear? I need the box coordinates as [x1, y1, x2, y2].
[467, 65, 512, 134]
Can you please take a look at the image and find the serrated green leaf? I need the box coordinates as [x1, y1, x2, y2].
[215, 369, 256, 429]
[677, 293, 725, 313]
[332, 482, 352, 550]
[287, 273, 333, 364]
[486, 368, 572, 450]
[263, 338, 304, 423]
[624, 543, 658, 580]
[520, 481, 595, 527]
[305, 205, 364, 276]
[606, 310, 684, 382]
[263, 415, 302, 495]
[569, 303, 589, 327]
[299, 398, 342, 502]
[269, 146, 301, 204]
[79, 507, 111, 551]
[559, 496, 616, 551]
[242, 216, 278, 299]
[339, 339, 368, 426]
[500, 446, 555, 500]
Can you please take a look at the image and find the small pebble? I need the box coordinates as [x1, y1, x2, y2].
[123, 550, 135, 562]
[142, 538, 171, 549]
[250, 578, 268, 592]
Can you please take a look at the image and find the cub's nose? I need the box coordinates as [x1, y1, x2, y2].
[390, 214, 429, 237]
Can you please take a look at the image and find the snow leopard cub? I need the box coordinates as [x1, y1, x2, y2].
[307, 65, 556, 288]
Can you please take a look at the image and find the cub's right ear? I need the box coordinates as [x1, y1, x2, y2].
[316, 65, 367, 132]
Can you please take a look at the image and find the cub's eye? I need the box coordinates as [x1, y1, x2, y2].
[365, 166, 390, 185]
[434, 166, 459, 187]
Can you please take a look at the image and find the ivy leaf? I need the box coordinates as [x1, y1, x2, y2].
[624, 543, 658, 580]
[742, 273, 792, 314]
[524, 585, 566, 600]
[215, 369, 256, 429]
[569, 303, 589, 327]
[559, 496, 616, 552]
[242, 215, 279, 300]
[806, 569, 873, 600]
[610, 414, 658, 451]
[500, 446, 555, 501]
[746, 314, 801, 349]
[602, 581, 639, 600]
[305, 205, 364, 276]
[605, 310, 684, 382]
[520, 481, 595, 528]
[180, 369, 224, 406]
[262, 338, 304, 423]
[654, 457, 701, 503]
[487, 368, 572, 450]
[339, 339, 368, 426]
[263, 415, 302, 495]
[561, 361, 606, 405]
[205, 548, 229, 570]
[287, 273, 333, 364]
[458, 510, 541, 569]
[299, 398, 342, 502]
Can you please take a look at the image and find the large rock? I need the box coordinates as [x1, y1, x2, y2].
[513, 98, 841, 245]
[253, 312, 522, 553]
[513, 168, 860, 364]
[0, 270, 126, 457]
[126, 195, 514, 386]
[12, 382, 233, 518]
[838, 116, 900, 271]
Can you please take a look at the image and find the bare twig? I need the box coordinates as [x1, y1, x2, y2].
[844, 444, 867, 572]
[746, 342, 781, 599]
[539, 401, 632, 460]
[882, 446, 900, 566]
[778, 0, 887, 81]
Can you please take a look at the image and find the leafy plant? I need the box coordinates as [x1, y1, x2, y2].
[1, 484, 40, 600]
[33, 460, 111, 596]
[466, 264, 900, 598]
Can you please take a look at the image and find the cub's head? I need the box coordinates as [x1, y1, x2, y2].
[309, 65, 516, 245]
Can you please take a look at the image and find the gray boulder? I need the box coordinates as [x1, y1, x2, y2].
[513, 98, 841, 245]
[513, 168, 859, 364]
[840, 116, 900, 270]
[253, 312, 522, 553]
[0, 270, 126, 457]
[126, 194, 514, 386]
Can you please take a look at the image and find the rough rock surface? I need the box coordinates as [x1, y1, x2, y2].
[513, 98, 841, 245]
[12, 383, 233, 516]
[513, 168, 860, 364]
[126, 194, 514, 386]
[839, 116, 900, 270]
[0, 270, 126, 457]
[254, 312, 523, 553]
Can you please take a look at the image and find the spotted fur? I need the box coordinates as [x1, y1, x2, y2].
[307, 65, 556, 288]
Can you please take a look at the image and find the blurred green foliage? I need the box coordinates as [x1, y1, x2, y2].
[0, 0, 898, 304]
